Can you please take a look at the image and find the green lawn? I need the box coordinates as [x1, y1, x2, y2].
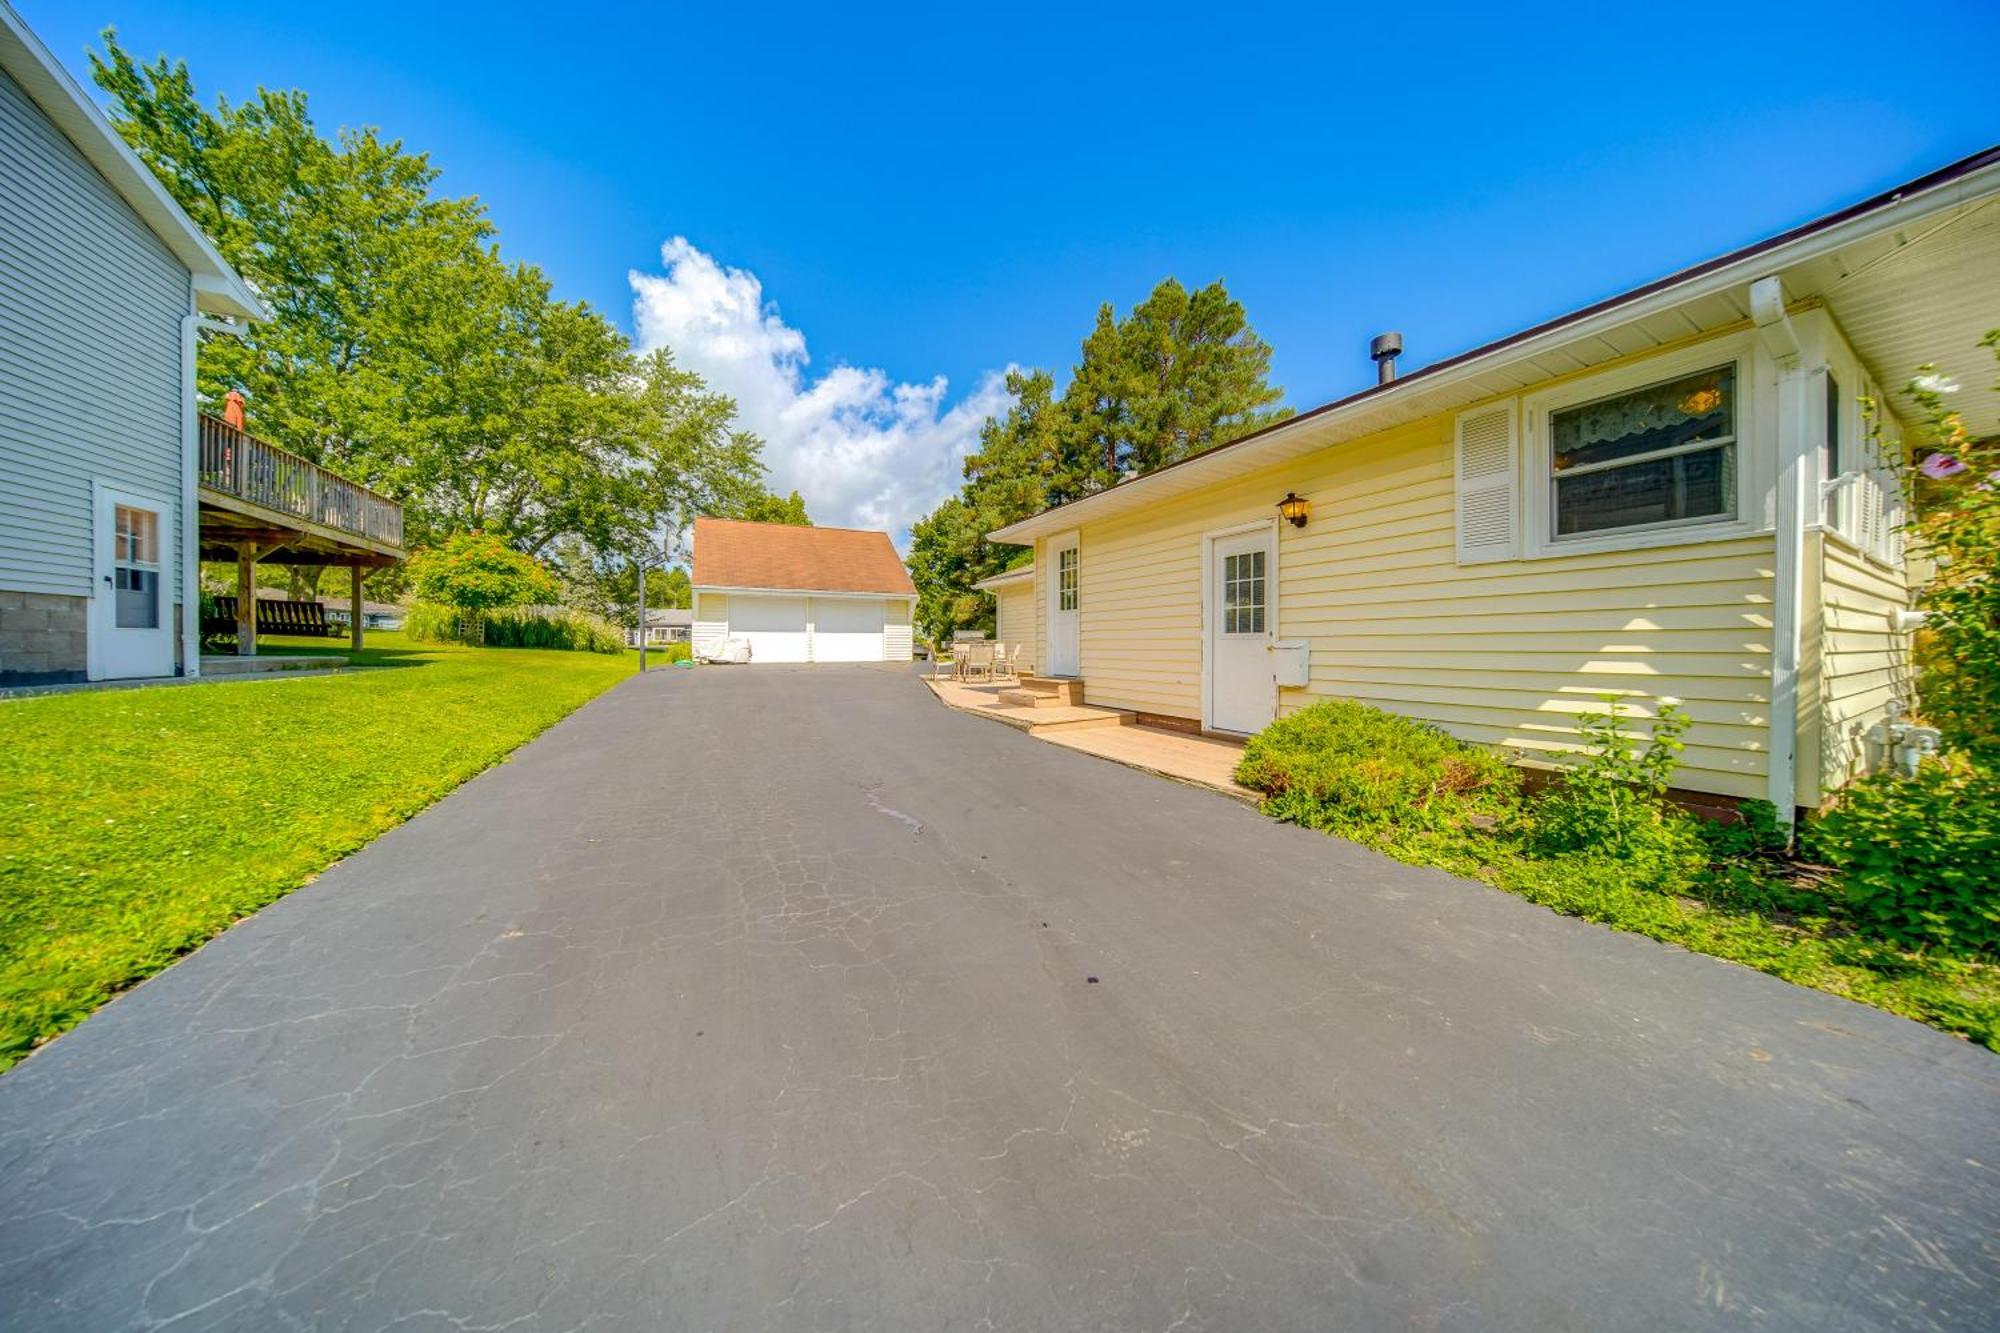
[0, 634, 635, 1069]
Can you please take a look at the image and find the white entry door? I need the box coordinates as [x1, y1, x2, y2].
[91, 485, 174, 680]
[730, 595, 809, 662]
[812, 597, 885, 661]
[1207, 527, 1275, 734]
[1046, 535, 1080, 676]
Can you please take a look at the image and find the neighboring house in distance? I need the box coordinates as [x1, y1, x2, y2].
[989, 147, 2000, 819]
[690, 518, 917, 663]
[627, 607, 693, 647]
[975, 565, 1035, 673]
[0, 2, 261, 685]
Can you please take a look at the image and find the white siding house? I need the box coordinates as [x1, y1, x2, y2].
[689, 518, 918, 664]
[0, 2, 263, 685]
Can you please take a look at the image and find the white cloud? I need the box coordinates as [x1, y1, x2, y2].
[630, 238, 1010, 545]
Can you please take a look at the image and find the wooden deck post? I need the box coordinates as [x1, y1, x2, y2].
[349, 564, 365, 650]
[235, 543, 258, 656]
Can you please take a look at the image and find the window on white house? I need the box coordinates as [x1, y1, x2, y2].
[1550, 364, 1737, 537]
[1823, 371, 1844, 528]
[1057, 546, 1078, 611]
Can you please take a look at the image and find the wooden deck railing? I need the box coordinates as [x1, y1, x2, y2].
[198, 415, 403, 549]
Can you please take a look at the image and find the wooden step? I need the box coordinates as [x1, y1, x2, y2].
[1012, 675, 1086, 706]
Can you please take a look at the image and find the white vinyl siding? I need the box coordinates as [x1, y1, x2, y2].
[883, 598, 913, 661]
[692, 592, 730, 657]
[0, 68, 189, 600]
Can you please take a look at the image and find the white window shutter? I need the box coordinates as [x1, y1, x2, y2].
[1455, 403, 1520, 564]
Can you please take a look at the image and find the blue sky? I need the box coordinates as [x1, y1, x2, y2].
[21, 0, 2000, 535]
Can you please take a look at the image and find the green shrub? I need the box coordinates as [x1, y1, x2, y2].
[403, 601, 479, 645]
[1810, 761, 2000, 958]
[404, 603, 623, 654]
[1530, 696, 1704, 880]
[481, 608, 625, 654]
[1234, 699, 1521, 834]
[639, 640, 692, 664]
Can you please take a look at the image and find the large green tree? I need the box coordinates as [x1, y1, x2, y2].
[908, 279, 1289, 642]
[90, 35, 770, 595]
[731, 489, 812, 525]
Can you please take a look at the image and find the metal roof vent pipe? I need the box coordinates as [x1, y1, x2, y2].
[1370, 332, 1403, 384]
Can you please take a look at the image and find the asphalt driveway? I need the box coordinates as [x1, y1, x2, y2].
[1, 665, 1995, 1331]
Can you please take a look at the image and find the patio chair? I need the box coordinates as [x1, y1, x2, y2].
[930, 644, 961, 680]
[990, 643, 1020, 682]
[961, 640, 995, 683]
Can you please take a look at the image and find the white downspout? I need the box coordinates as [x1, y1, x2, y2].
[179, 294, 201, 678]
[1754, 276, 1807, 826]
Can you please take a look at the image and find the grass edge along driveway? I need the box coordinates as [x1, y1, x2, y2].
[0, 634, 635, 1069]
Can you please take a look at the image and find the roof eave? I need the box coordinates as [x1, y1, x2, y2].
[989, 145, 2000, 545]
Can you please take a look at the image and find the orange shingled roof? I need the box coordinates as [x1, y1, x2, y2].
[690, 518, 915, 596]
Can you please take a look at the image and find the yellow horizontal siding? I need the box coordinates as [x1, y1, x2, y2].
[1059, 411, 1776, 799]
[993, 582, 1034, 671]
[1807, 535, 1913, 801]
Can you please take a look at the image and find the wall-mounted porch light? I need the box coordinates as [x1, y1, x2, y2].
[1277, 492, 1310, 528]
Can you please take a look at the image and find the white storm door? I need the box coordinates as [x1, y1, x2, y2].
[811, 597, 885, 661]
[730, 595, 809, 662]
[1047, 536, 1080, 677]
[1207, 528, 1275, 734]
[91, 485, 174, 680]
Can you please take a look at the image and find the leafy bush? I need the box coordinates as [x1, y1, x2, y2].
[403, 601, 480, 645]
[404, 602, 623, 654]
[639, 640, 693, 665]
[1810, 761, 2000, 958]
[1234, 699, 1521, 834]
[1894, 337, 2000, 764]
[408, 531, 560, 613]
[481, 608, 624, 654]
[1530, 697, 1703, 879]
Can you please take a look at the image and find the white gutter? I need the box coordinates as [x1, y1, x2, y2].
[990, 153, 2000, 545]
[1756, 277, 1811, 828]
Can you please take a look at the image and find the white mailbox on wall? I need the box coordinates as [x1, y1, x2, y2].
[1270, 639, 1311, 688]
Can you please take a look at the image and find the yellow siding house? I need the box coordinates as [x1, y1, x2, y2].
[989, 148, 2000, 819]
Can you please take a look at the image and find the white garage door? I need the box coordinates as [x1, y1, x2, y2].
[812, 598, 886, 661]
[730, 595, 809, 663]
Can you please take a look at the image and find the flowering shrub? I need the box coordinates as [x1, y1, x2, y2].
[1895, 332, 2000, 762]
[407, 531, 560, 614]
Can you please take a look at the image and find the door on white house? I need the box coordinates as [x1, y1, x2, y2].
[729, 594, 810, 662]
[1207, 528, 1275, 734]
[92, 486, 174, 680]
[811, 597, 886, 661]
[1046, 536, 1080, 677]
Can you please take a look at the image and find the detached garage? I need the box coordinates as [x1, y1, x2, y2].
[690, 517, 916, 664]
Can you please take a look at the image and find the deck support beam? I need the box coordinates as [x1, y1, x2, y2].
[235, 543, 258, 656]
[349, 564, 365, 651]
